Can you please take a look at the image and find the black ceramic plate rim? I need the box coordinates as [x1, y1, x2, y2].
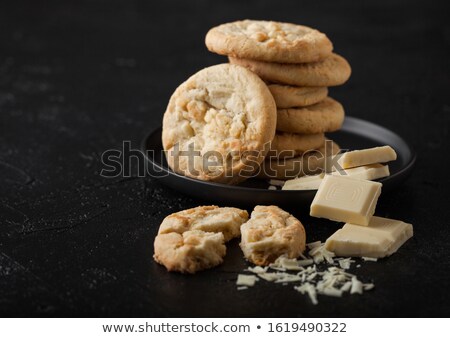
[141, 116, 416, 193]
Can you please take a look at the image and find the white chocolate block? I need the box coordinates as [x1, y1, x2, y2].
[325, 216, 413, 258]
[310, 175, 382, 225]
[282, 164, 390, 191]
[336, 146, 397, 169]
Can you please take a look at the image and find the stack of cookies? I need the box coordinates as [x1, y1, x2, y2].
[206, 20, 351, 180]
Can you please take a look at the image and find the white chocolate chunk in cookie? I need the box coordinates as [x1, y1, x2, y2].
[154, 230, 226, 274]
[240, 205, 306, 266]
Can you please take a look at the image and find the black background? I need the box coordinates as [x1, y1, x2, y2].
[1, 0, 449, 317]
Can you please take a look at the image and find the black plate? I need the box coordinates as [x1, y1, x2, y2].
[141, 116, 416, 209]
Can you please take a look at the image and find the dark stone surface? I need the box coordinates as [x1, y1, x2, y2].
[0, 0, 449, 317]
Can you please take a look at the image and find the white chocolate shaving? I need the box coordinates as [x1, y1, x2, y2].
[236, 274, 259, 287]
[238, 242, 375, 305]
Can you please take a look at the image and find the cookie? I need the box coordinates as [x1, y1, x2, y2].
[158, 205, 249, 242]
[271, 132, 325, 158]
[229, 53, 351, 87]
[154, 206, 249, 273]
[162, 64, 277, 185]
[206, 20, 333, 63]
[257, 140, 341, 180]
[240, 205, 306, 266]
[268, 85, 328, 108]
[154, 230, 226, 274]
[277, 97, 344, 134]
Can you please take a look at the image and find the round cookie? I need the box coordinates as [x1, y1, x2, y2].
[229, 53, 351, 87]
[162, 64, 277, 185]
[206, 20, 333, 63]
[257, 140, 341, 180]
[277, 97, 344, 134]
[240, 205, 306, 266]
[271, 132, 325, 158]
[154, 230, 226, 274]
[268, 85, 328, 108]
[158, 205, 249, 242]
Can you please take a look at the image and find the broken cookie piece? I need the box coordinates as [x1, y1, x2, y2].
[240, 205, 306, 266]
[154, 206, 248, 273]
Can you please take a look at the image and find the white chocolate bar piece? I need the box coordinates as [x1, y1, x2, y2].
[333, 164, 390, 180]
[325, 216, 413, 258]
[282, 164, 389, 191]
[282, 173, 324, 190]
[310, 175, 382, 225]
[336, 146, 397, 169]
